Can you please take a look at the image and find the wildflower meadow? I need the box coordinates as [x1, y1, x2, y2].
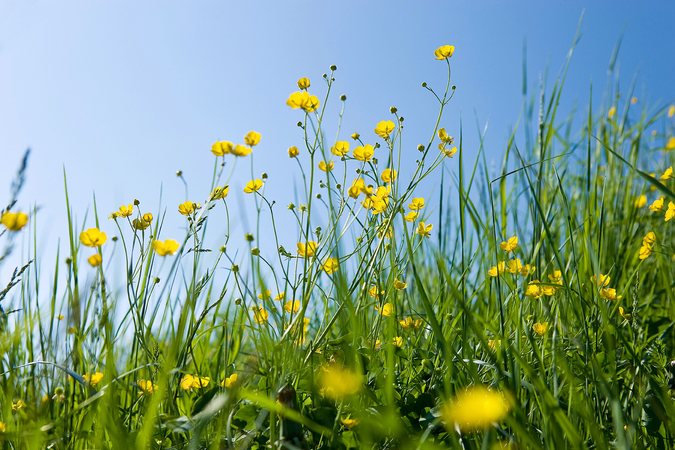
[2, 33, 675, 450]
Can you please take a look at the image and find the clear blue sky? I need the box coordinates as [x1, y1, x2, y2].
[1, 1, 674, 283]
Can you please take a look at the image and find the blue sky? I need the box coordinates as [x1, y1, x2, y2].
[1, 1, 674, 283]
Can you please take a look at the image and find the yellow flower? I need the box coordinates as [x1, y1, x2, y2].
[665, 202, 675, 221]
[374, 120, 396, 138]
[244, 179, 263, 193]
[438, 128, 454, 143]
[210, 186, 229, 200]
[288, 146, 299, 158]
[319, 160, 334, 172]
[499, 236, 518, 252]
[392, 336, 403, 347]
[649, 197, 664, 211]
[137, 379, 157, 395]
[286, 91, 320, 113]
[634, 195, 647, 207]
[487, 262, 506, 277]
[368, 286, 383, 298]
[667, 137, 675, 150]
[381, 168, 397, 183]
[668, 105, 675, 118]
[244, 131, 261, 146]
[58, 315, 64, 320]
[132, 218, 149, 230]
[608, 106, 616, 119]
[525, 281, 544, 299]
[442, 385, 511, 432]
[87, 254, 102, 267]
[323, 257, 339, 274]
[399, 316, 424, 330]
[600, 288, 622, 301]
[253, 307, 269, 325]
[375, 302, 394, 316]
[404, 211, 418, 222]
[434, 45, 455, 60]
[231, 144, 252, 157]
[1, 211, 28, 231]
[284, 300, 300, 314]
[532, 322, 549, 336]
[297, 77, 310, 90]
[351, 132, 360, 140]
[505, 259, 522, 274]
[548, 271, 562, 282]
[393, 279, 407, 290]
[180, 374, 210, 392]
[619, 307, 631, 321]
[441, 145, 458, 158]
[211, 141, 233, 156]
[643, 231, 656, 246]
[79, 228, 107, 247]
[296, 241, 317, 257]
[0, 421, 5, 432]
[409, 197, 425, 210]
[661, 166, 673, 180]
[221, 373, 238, 388]
[274, 292, 285, 302]
[591, 273, 611, 287]
[416, 222, 433, 238]
[115, 204, 133, 218]
[83, 372, 104, 386]
[258, 289, 271, 300]
[331, 141, 350, 156]
[353, 145, 374, 162]
[318, 364, 361, 399]
[520, 264, 532, 277]
[12, 399, 24, 411]
[340, 417, 359, 429]
[488, 339, 501, 350]
[152, 239, 180, 256]
[178, 201, 197, 216]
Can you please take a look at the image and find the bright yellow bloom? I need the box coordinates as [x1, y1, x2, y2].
[323, 257, 339, 274]
[58, 315, 64, 320]
[591, 273, 611, 287]
[80, 228, 107, 247]
[178, 201, 197, 216]
[319, 160, 334, 172]
[209, 186, 229, 201]
[375, 302, 394, 316]
[1, 211, 28, 231]
[409, 197, 425, 210]
[525, 281, 544, 299]
[487, 261, 506, 277]
[12, 399, 24, 411]
[619, 307, 631, 321]
[0, 421, 6, 432]
[274, 292, 285, 302]
[258, 289, 271, 300]
[87, 254, 102, 267]
[83, 372, 104, 386]
[600, 288, 622, 301]
[348, 178, 365, 198]
[180, 374, 210, 392]
[297, 241, 317, 257]
[438, 128, 454, 143]
[417, 222, 433, 238]
[253, 307, 269, 325]
[548, 271, 562, 282]
[442, 385, 511, 432]
[284, 300, 300, 314]
[152, 239, 180, 256]
[404, 211, 418, 222]
[288, 146, 299, 158]
[331, 141, 350, 156]
[650, 197, 664, 211]
[488, 339, 501, 350]
[297, 77, 310, 90]
[353, 145, 374, 162]
[351, 132, 360, 140]
[318, 364, 361, 399]
[231, 144, 252, 157]
[368, 286, 383, 298]
[499, 236, 518, 252]
[661, 166, 673, 180]
[665, 202, 675, 221]
[608, 106, 616, 119]
[374, 120, 396, 138]
[520, 264, 532, 277]
[441, 145, 458, 158]
[137, 379, 157, 395]
[244, 179, 263, 193]
[222, 373, 238, 387]
[532, 322, 549, 336]
[399, 316, 424, 330]
[505, 259, 522, 274]
[286, 91, 319, 112]
[381, 168, 397, 183]
[643, 231, 656, 246]
[634, 195, 647, 207]
[340, 417, 359, 429]
[392, 336, 403, 347]
[667, 137, 675, 150]
[434, 45, 455, 60]
[211, 141, 233, 156]
[244, 131, 261, 146]
[116, 204, 133, 218]
[393, 279, 407, 290]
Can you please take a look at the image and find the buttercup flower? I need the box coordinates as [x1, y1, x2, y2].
[87, 254, 102, 267]
[152, 239, 180, 256]
[665, 202, 675, 221]
[331, 141, 350, 156]
[137, 379, 157, 395]
[487, 262, 506, 277]
[297, 241, 317, 257]
[400, 317, 424, 330]
[318, 364, 361, 399]
[643, 232, 656, 246]
[438, 128, 453, 144]
[297, 77, 310, 90]
[520, 264, 532, 277]
[353, 145, 374, 162]
[258, 290, 271, 300]
[404, 211, 418, 222]
[441, 145, 458, 158]
[211, 141, 233, 156]
[661, 166, 673, 180]
[244, 179, 263, 193]
[634, 195, 647, 207]
[374, 302, 394, 316]
[1, 211, 28, 231]
[409, 198, 425, 210]
[284, 300, 300, 314]
[417, 222, 433, 238]
[222, 373, 238, 388]
[532, 322, 549, 336]
[80, 228, 107, 247]
[442, 385, 511, 432]
[434, 45, 455, 60]
[274, 292, 285, 302]
[288, 146, 299, 158]
[608, 107, 616, 119]
[668, 105, 675, 118]
[600, 288, 622, 301]
[499, 236, 518, 252]
[638, 245, 652, 260]
[394, 279, 407, 290]
[505, 259, 522, 274]
[369, 286, 384, 298]
[341, 417, 359, 429]
[525, 281, 544, 299]
[374, 120, 396, 138]
[381, 168, 397, 183]
[244, 131, 261, 146]
[351, 132, 360, 140]
[231, 144, 252, 157]
[619, 307, 631, 321]
[319, 160, 334, 172]
[649, 197, 664, 211]
[83, 372, 104, 386]
[323, 257, 339, 274]
[12, 399, 24, 411]
[178, 201, 198, 216]
[180, 374, 210, 392]
[286, 91, 320, 113]
[667, 137, 675, 150]
[253, 306, 269, 324]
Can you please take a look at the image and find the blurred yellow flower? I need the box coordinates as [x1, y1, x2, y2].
[505, 259, 522, 274]
[417, 222, 433, 238]
[434, 45, 455, 60]
[600, 288, 622, 301]
[244, 131, 261, 146]
[87, 254, 102, 267]
[650, 197, 664, 211]
[643, 231, 656, 246]
[351, 132, 360, 140]
[1, 211, 28, 231]
[137, 379, 157, 395]
[80, 228, 107, 247]
[297, 77, 310, 90]
[375, 302, 394, 316]
[487, 261, 505, 277]
[661, 166, 672, 180]
[667, 137, 675, 150]
[591, 273, 611, 287]
[274, 292, 285, 302]
[319, 160, 334, 172]
[392, 336, 403, 347]
[231, 144, 252, 157]
[608, 106, 616, 119]
[180, 374, 210, 392]
[288, 146, 299, 157]
[639, 245, 652, 259]
[253, 307, 269, 325]
[323, 257, 339, 274]
[222, 373, 238, 387]
[211, 141, 233, 156]
[442, 385, 511, 432]
[441, 145, 458, 158]
[83, 372, 104, 386]
[258, 289, 271, 300]
[368, 286, 384, 298]
[548, 271, 562, 282]
[340, 417, 359, 429]
[374, 120, 396, 138]
[404, 211, 418, 222]
[318, 364, 361, 399]
[178, 201, 197, 216]
[210, 186, 229, 200]
[244, 179, 263, 193]
[331, 141, 350, 156]
[634, 195, 647, 207]
[0, 421, 6, 432]
[353, 145, 374, 162]
[520, 264, 532, 277]
[399, 316, 424, 330]
[152, 239, 180, 256]
[499, 236, 518, 252]
[115, 204, 133, 218]
[525, 281, 544, 299]
[438, 128, 454, 143]
[619, 307, 631, 321]
[665, 202, 675, 221]
[381, 168, 397, 183]
[631, 97, 638, 104]
[409, 197, 425, 210]
[284, 300, 301, 314]
[532, 322, 549, 336]
[297, 241, 317, 257]
[393, 279, 407, 290]
[12, 399, 24, 411]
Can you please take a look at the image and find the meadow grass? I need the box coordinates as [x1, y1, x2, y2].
[1, 39, 675, 450]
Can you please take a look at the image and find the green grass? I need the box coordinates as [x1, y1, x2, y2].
[1, 38, 675, 450]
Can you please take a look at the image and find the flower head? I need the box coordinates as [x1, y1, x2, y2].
[221, 373, 238, 388]
[80, 228, 107, 247]
[591, 273, 611, 287]
[487, 261, 506, 277]
[297, 241, 317, 257]
[286, 91, 320, 113]
[244, 131, 261, 147]
[116, 204, 133, 218]
[284, 300, 301, 314]
[404, 211, 418, 222]
[442, 385, 511, 432]
[661, 166, 673, 180]
[416, 222, 433, 238]
[87, 254, 102, 267]
[381, 168, 397, 183]
[351, 132, 360, 140]
[374, 302, 394, 316]
[374, 120, 396, 138]
[499, 236, 518, 252]
[1, 211, 28, 231]
[608, 106, 616, 119]
[318, 364, 361, 399]
[231, 144, 252, 157]
[409, 197, 425, 210]
[600, 288, 622, 301]
[297, 77, 310, 90]
[152, 239, 180, 256]
[253, 306, 269, 325]
[668, 105, 675, 118]
[634, 195, 647, 207]
[505, 259, 522, 274]
[83, 372, 104, 387]
[665, 202, 675, 221]
[180, 374, 210, 392]
[434, 45, 455, 60]
[178, 201, 199, 216]
[323, 257, 339, 274]
[393, 279, 407, 290]
[353, 145, 374, 162]
[667, 137, 675, 150]
[532, 322, 549, 336]
[288, 146, 299, 157]
[341, 417, 359, 429]
[649, 197, 664, 211]
[619, 306, 631, 321]
[331, 141, 350, 156]
[211, 141, 233, 156]
[244, 179, 263, 193]
[441, 145, 458, 158]
[319, 160, 334, 172]
[137, 379, 157, 395]
[399, 316, 424, 330]
[525, 281, 544, 299]
[210, 185, 229, 201]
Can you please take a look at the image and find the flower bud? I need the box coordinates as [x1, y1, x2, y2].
[112, 236, 118, 241]
[176, 170, 182, 177]
[288, 203, 295, 210]
[220, 245, 227, 252]
[154, 277, 161, 284]
[297, 121, 303, 127]
[399, 116, 404, 122]
[417, 144, 425, 152]
[336, 184, 341, 189]
[271, 307, 278, 313]
[261, 173, 268, 180]
[232, 264, 239, 273]
[421, 82, 427, 88]
[330, 64, 337, 71]
[133, 199, 140, 206]
[451, 85, 456, 90]
[245, 233, 254, 242]
[235, 298, 242, 305]
[316, 194, 322, 199]
[340, 94, 347, 101]
[389, 106, 397, 114]
[251, 247, 260, 256]
[65, 257, 72, 265]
